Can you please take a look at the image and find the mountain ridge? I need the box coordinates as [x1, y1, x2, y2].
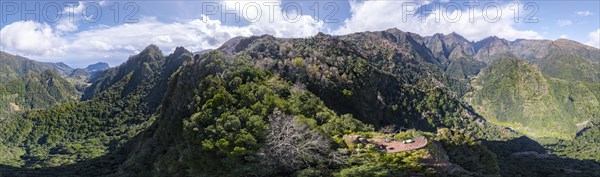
[1, 29, 599, 176]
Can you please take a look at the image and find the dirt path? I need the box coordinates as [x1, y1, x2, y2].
[372, 137, 428, 153]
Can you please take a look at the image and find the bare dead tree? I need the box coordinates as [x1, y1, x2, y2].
[380, 124, 396, 134]
[260, 109, 339, 171]
[290, 81, 306, 93]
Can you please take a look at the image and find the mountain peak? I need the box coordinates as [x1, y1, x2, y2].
[135, 44, 164, 62]
[383, 28, 406, 35]
[447, 32, 469, 41]
[482, 36, 503, 42]
[432, 33, 444, 38]
[173, 46, 189, 56]
[142, 44, 162, 54]
[193, 49, 212, 55]
[85, 62, 110, 71]
[553, 38, 588, 48]
[168, 46, 192, 65]
[473, 36, 509, 53]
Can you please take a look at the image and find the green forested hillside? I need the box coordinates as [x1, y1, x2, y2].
[0, 30, 599, 177]
[115, 50, 511, 176]
[467, 57, 599, 139]
[0, 52, 80, 119]
[0, 45, 191, 168]
[0, 51, 74, 78]
[0, 46, 511, 176]
[218, 31, 488, 132]
[425, 33, 486, 86]
[0, 69, 79, 119]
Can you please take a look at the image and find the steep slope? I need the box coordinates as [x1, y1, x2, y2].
[0, 69, 79, 116]
[85, 62, 110, 74]
[1, 30, 598, 176]
[41, 62, 74, 77]
[0, 52, 79, 118]
[0, 45, 192, 168]
[421, 33, 600, 139]
[425, 33, 485, 81]
[68, 62, 110, 82]
[424, 33, 486, 96]
[536, 40, 600, 82]
[0, 49, 509, 176]
[0, 51, 74, 78]
[82, 45, 164, 100]
[11, 31, 510, 176]
[466, 57, 600, 138]
[68, 62, 111, 92]
[114, 34, 598, 176]
[427, 34, 600, 83]
[114, 46, 511, 176]
[473, 36, 514, 63]
[473, 38, 600, 82]
[210, 30, 493, 133]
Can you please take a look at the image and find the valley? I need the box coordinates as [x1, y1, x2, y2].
[0, 29, 599, 176]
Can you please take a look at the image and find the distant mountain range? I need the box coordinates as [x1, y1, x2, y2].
[0, 29, 599, 176]
[0, 51, 111, 79]
[0, 52, 111, 115]
[423, 32, 600, 138]
[69, 62, 110, 82]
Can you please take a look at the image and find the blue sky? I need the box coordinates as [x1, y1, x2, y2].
[0, 0, 598, 68]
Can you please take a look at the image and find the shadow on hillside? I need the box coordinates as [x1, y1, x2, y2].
[0, 156, 117, 177]
[3, 132, 600, 177]
[0, 142, 129, 177]
[483, 136, 600, 177]
[0, 122, 155, 177]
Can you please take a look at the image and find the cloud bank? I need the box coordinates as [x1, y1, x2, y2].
[0, 0, 324, 67]
[334, 0, 542, 41]
[3, 0, 597, 67]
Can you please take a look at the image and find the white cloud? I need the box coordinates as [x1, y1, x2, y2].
[56, 2, 86, 32]
[59, 16, 255, 66]
[0, 21, 65, 56]
[586, 29, 600, 48]
[0, 0, 325, 67]
[153, 35, 174, 43]
[559, 34, 568, 39]
[557, 20, 572, 27]
[220, 0, 324, 37]
[63, 1, 85, 15]
[56, 19, 78, 32]
[334, 0, 542, 41]
[576, 11, 593, 16]
[57, 1, 108, 33]
[1, 18, 243, 66]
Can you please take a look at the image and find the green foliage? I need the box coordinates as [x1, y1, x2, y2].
[1, 32, 598, 177]
[292, 57, 305, 67]
[336, 133, 436, 177]
[0, 69, 79, 118]
[0, 52, 80, 119]
[544, 125, 600, 163]
[0, 45, 190, 168]
[485, 135, 600, 177]
[467, 57, 600, 138]
[239, 33, 495, 136]
[341, 89, 352, 97]
[436, 128, 499, 174]
[164, 55, 373, 176]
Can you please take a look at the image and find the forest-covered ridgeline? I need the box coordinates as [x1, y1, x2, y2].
[1, 29, 599, 176]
